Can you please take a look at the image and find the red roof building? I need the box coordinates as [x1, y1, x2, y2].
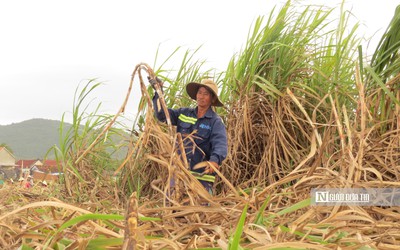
[32, 160, 62, 182]
[41, 160, 61, 173]
[16, 159, 42, 169]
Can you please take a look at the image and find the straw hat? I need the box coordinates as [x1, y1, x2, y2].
[18, 177, 24, 181]
[186, 79, 224, 107]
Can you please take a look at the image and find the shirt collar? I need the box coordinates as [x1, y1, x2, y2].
[194, 106, 214, 118]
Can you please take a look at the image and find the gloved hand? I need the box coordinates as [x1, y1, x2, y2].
[147, 76, 163, 89]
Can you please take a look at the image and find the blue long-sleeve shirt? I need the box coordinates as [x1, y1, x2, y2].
[153, 92, 228, 174]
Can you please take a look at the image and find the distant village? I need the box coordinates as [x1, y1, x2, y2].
[0, 146, 62, 187]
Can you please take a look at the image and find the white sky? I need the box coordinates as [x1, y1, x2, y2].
[0, 0, 398, 125]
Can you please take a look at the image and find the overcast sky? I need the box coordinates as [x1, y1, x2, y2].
[0, 0, 398, 125]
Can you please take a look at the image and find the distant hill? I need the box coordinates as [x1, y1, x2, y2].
[0, 119, 69, 159]
[0, 118, 129, 160]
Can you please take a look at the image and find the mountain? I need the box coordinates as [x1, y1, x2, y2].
[0, 119, 69, 159]
[0, 118, 129, 160]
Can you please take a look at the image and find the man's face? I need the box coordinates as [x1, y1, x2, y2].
[196, 87, 213, 108]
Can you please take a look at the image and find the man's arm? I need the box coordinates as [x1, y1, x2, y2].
[150, 77, 180, 125]
[207, 118, 228, 173]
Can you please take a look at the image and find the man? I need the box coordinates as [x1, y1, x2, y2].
[151, 77, 228, 194]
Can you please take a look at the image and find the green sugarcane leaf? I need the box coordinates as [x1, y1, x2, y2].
[229, 203, 248, 250]
[266, 198, 311, 222]
[254, 195, 271, 225]
[365, 66, 400, 107]
[86, 237, 124, 249]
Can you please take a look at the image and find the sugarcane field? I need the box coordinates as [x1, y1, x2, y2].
[1, 1, 400, 249]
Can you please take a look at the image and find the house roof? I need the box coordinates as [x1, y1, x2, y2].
[30, 160, 61, 173]
[0, 146, 16, 160]
[42, 160, 61, 173]
[16, 160, 42, 169]
[15, 159, 61, 173]
[42, 160, 58, 166]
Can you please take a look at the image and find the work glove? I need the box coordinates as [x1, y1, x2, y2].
[147, 76, 163, 89]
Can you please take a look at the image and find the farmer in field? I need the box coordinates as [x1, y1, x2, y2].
[150, 77, 228, 194]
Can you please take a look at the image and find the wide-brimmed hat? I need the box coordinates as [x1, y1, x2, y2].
[186, 79, 224, 107]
